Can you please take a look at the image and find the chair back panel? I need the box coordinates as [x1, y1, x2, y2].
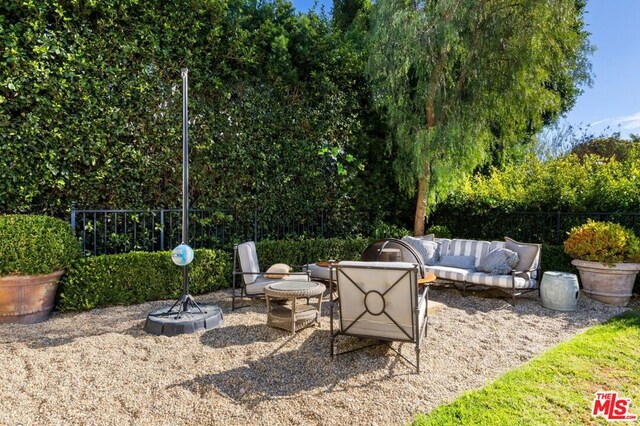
[237, 241, 260, 285]
[336, 261, 417, 341]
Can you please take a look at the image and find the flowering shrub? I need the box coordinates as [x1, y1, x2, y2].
[564, 220, 640, 264]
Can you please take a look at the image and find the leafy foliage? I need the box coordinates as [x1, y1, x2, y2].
[366, 0, 592, 234]
[58, 249, 230, 311]
[570, 136, 640, 162]
[425, 225, 452, 239]
[0, 215, 81, 276]
[255, 237, 372, 267]
[440, 153, 640, 215]
[540, 244, 576, 274]
[564, 220, 640, 264]
[0, 0, 403, 235]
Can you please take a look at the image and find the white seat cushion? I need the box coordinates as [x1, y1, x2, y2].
[424, 265, 472, 282]
[304, 263, 337, 281]
[465, 272, 537, 289]
[237, 241, 260, 285]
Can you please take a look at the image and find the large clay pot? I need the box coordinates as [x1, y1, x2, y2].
[0, 270, 64, 324]
[572, 259, 640, 306]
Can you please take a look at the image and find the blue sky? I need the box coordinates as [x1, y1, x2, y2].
[563, 0, 640, 138]
[292, 0, 640, 139]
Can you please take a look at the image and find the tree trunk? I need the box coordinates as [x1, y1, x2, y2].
[413, 163, 431, 236]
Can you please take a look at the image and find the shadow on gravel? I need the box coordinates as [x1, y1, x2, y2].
[182, 329, 414, 403]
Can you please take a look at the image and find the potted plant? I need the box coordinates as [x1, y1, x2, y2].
[564, 220, 640, 306]
[0, 215, 80, 323]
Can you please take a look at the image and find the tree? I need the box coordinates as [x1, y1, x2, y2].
[367, 0, 592, 235]
[570, 135, 640, 162]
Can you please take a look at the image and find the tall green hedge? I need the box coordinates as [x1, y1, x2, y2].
[0, 214, 81, 275]
[58, 248, 231, 311]
[256, 238, 373, 268]
[0, 0, 406, 234]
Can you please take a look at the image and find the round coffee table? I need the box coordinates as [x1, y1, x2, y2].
[264, 280, 326, 334]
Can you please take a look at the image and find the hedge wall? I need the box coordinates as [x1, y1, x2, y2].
[58, 249, 231, 312]
[256, 237, 373, 268]
[0, 0, 405, 235]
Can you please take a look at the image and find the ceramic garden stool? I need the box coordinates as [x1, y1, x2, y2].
[540, 271, 580, 311]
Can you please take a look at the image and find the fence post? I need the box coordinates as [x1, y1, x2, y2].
[160, 209, 165, 250]
[70, 208, 76, 230]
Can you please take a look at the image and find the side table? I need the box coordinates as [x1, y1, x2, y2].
[264, 281, 326, 334]
[541, 271, 580, 311]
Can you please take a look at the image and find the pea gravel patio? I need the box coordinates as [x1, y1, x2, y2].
[0, 288, 633, 425]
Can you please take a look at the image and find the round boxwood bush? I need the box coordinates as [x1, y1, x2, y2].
[0, 215, 81, 276]
[564, 220, 640, 264]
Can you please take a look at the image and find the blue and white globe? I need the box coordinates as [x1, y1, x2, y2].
[171, 243, 194, 266]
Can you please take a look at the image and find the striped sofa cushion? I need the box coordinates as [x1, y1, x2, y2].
[424, 265, 471, 282]
[433, 238, 450, 259]
[487, 241, 505, 252]
[465, 272, 537, 289]
[446, 239, 490, 267]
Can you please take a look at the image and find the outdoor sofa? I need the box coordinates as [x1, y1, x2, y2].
[365, 236, 542, 301]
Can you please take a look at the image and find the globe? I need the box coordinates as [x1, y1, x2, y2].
[171, 243, 194, 266]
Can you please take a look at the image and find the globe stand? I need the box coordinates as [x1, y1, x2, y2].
[143, 68, 223, 336]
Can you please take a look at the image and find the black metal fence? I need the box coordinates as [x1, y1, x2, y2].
[429, 211, 640, 244]
[72, 207, 640, 256]
[70, 207, 332, 256]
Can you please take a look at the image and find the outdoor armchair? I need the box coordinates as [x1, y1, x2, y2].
[232, 241, 310, 311]
[329, 261, 428, 373]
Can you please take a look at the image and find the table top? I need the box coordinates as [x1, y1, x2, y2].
[418, 272, 437, 285]
[268, 281, 318, 291]
[265, 281, 326, 298]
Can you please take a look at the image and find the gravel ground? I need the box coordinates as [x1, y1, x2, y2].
[0, 287, 635, 426]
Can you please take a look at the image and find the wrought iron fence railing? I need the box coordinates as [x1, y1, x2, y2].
[70, 207, 335, 256]
[70, 208, 235, 256]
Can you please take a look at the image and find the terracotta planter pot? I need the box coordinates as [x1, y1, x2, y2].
[571, 259, 640, 307]
[0, 270, 64, 324]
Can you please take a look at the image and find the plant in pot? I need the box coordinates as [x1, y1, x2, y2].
[564, 220, 640, 306]
[0, 215, 81, 323]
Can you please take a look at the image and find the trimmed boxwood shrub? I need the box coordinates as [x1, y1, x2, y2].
[58, 249, 231, 312]
[0, 214, 81, 276]
[256, 238, 373, 268]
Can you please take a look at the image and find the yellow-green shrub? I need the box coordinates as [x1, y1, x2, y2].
[563, 220, 640, 264]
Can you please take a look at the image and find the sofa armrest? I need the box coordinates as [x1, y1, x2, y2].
[510, 268, 536, 275]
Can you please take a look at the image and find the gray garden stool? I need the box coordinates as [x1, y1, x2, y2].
[540, 271, 580, 311]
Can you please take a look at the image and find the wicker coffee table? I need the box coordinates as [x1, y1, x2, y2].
[264, 280, 326, 334]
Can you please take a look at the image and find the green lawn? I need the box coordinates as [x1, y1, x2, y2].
[414, 308, 640, 425]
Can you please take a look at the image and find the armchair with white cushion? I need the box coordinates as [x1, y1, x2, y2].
[329, 261, 428, 373]
[232, 241, 310, 311]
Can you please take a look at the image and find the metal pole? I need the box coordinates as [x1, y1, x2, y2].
[182, 68, 190, 305]
[182, 68, 189, 246]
